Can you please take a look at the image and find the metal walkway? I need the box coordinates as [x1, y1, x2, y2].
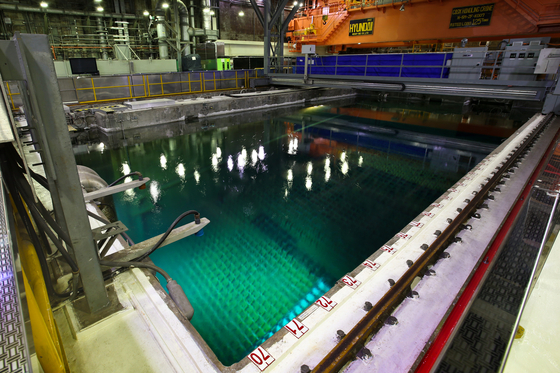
[435, 127, 560, 373]
[0, 181, 31, 373]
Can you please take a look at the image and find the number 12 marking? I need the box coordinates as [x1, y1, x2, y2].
[248, 346, 275, 371]
[284, 318, 309, 339]
[315, 296, 337, 311]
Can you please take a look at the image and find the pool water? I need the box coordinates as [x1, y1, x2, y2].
[74, 99, 507, 366]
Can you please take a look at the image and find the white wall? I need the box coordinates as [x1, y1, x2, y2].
[54, 59, 178, 78]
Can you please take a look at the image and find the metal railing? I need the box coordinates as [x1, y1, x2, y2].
[292, 53, 452, 79]
[5, 69, 269, 107]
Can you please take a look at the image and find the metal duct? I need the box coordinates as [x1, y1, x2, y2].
[155, 14, 168, 59]
[96, 17, 109, 60]
[203, 0, 212, 31]
[155, 0, 192, 59]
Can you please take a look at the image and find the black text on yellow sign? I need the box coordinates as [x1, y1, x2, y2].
[349, 18, 374, 36]
[449, 3, 494, 29]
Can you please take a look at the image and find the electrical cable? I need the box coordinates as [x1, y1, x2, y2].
[8, 178, 72, 299]
[100, 260, 172, 280]
[134, 210, 200, 262]
[108, 171, 144, 187]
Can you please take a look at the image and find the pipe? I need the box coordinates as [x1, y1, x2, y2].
[177, 0, 191, 56]
[156, 13, 168, 59]
[202, 0, 212, 31]
[96, 17, 109, 60]
[155, 0, 192, 59]
[0, 3, 140, 19]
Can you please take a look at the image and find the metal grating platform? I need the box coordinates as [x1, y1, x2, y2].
[436, 132, 560, 373]
[0, 182, 30, 373]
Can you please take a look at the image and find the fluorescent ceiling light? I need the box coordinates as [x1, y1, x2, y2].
[40, 1, 48, 7]
[96, 6, 104, 11]
[143, 10, 149, 15]
[162, 3, 169, 8]
[238, 10, 244, 16]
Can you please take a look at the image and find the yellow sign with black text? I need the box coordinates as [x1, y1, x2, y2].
[449, 3, 494, 28]
[349, 18, 374, 36]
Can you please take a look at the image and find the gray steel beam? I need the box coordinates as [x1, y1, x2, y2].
[249, 0, 264, 27]
[2, 33, 109, 312]
[0, 4, 141, 19]
[264, 0, 270, 75]
[270, 0, 289, 29]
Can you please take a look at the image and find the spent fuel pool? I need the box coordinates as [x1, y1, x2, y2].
[74, 99, 510, 366]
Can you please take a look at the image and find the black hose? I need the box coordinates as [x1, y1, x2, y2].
[10, 186, 72, 299]
[108, 172, 144, 187]
[100, 260, 172, 281]
[134, 210, 200, 262]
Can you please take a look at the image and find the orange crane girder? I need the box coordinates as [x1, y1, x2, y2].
[286, 0, 560, 51]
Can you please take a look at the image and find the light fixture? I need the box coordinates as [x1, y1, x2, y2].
[93, 0, 102, 2]
[399, 4, 405, 11]
[299, 2, 303, 6]
[162, 2, 169, 8]
[96, 6, 104, 11]
[209, 10, 215, 15]
[358, 42, 361, 44]
[203, 7, 210, 13]
[40, 1, 48, 7]
[238, 10, 244, 16]
[143, 10, 149, 15]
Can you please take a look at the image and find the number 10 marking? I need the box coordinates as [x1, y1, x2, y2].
[248, 346, 275, 371]
[284, 318, 309, 339]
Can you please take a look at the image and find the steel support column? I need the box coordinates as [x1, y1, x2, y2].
[0, 33, 109, 313]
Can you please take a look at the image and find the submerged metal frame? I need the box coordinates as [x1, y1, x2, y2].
[0, 33, 109, 313]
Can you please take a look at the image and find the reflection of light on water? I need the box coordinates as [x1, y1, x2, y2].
[305, 176, 312, 191]
[160, 154, 167, 170]
[251, 149, 258, 166]
[341, 161, 349, 175]
[359, 156, 363, 167]
[287, 169, 293, 182]
[150, 181, 160, 203]
[325, 158, 331, 182]
[176, 163, 185, 179]
[227, 156, 234, 171]
[285, 188, 288, 197]
[258, 146, 265, 160]
[122, 162, 131, 175]
[288, 138, 298, 155]
[340, 151, 346, 162]
[211, 154, 219, 172]
[99, 143, 105, 153]
[307, 162, 313, 175]
[216, 147, 222, 158]
[194, 170, 200, 184]
[238, 148, 247, 172]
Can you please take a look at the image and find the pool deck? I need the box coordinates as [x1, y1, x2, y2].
[43, 114, 560, 373]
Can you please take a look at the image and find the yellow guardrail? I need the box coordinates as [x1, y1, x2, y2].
[76, 70, 261, 105]
[6, 82, 20, 110]
[13, 199, 70, 373]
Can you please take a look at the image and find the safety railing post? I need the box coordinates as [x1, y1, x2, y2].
[399, 53, 404, 78]
[91, 78, 97, 102]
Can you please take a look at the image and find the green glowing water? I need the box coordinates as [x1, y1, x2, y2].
[74, 100, 502, 365]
